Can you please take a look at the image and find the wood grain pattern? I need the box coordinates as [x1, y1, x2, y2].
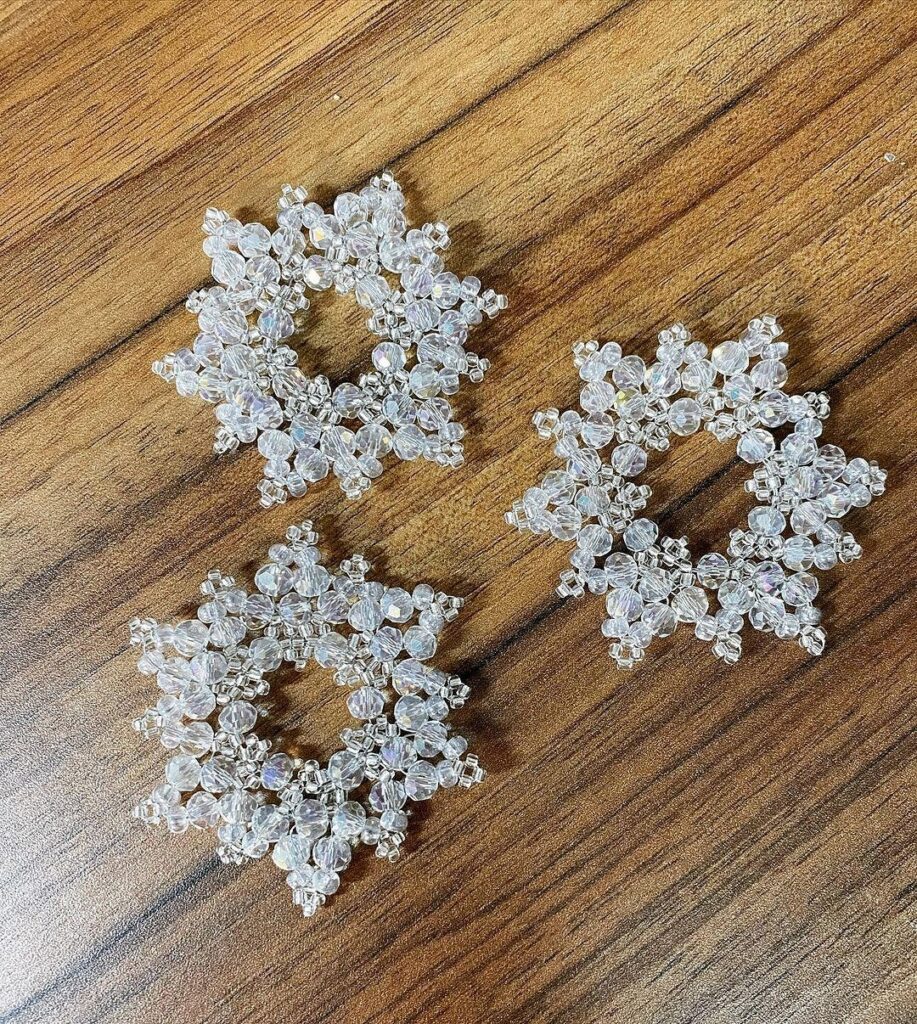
[1, 2, 915, 1022]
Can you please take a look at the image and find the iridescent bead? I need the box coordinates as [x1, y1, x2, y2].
[219, 701, 258, 735]
[332, 802, 366, 838]
[261, 754, 293, 791]
[327, 751, 365, 790]
[404, 761, 439, 801]
[711, 340, 749, 375]
[165, 754, 202, 792]
[347, 686, 385, 720]
[737, 428, 775, 463]
[294, 800, 329, 840]
[667, 397, 702, 436]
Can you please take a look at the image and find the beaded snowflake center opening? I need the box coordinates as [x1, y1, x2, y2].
[131, 521, 483, 917]
[507, 317, 886, 667]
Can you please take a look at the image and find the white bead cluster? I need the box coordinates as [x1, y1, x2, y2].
[131, 521, 483, 916]
[507, 317, 886, 667]
[154, 172, 507, 507]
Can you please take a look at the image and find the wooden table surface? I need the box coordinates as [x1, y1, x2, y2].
[2, 2, 915, 1022]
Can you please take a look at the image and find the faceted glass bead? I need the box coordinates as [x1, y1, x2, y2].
[578, 524, 613, 556]
[302, 255, 333, 289]
[748, 507, 786, 536]
[186, 791, 220, 828]
[790, 502, 827, 536]
[611, 443, 647, 477]
[431, 272, 462, 307]
[783, 572, 818, 605]
[381, 736, 416, 771]
[711, 341, 749, 375]
[667, 398, 702, 436]
[672, 586, 708, 621]
[681, 359, 715, 391]
[645, 361, 681, 397]
[815, 444, 846, 479]
[219, 701, 258, 735]
[166, 754, 202, 792]
[814, 544, 838, 570]
[369, 626, 403, 661]
[369, 779, 406, 812]
[313, 837, 352, 873]
[580, 381, 616, 413]
[394, 695, 428, 730]
[255, 563, 294, 597]
[172, 620, 210, 656]
[612, 355, 646, 389]
[262, 753, 294, 791]
[219, 791, 256, 825]
[576, 485, 611, 516]
[754, 561, 785, 595]
[392, 659, 429, 695]
[273, 835, 312, 870]
[719, 581, 754, 612]
[354, 274, 390, 308]
[642, 603, 677, 637]
[179, 722, 214, 758]
[638, 568, 673, 603]
[821, 483, 852, 517]
[294, 800, 330, 840]
[180, 681, 216, 720]
[782, 433, 818, 465]
[294, 446, 329, 485]
[737, 427, 775, 463]
[404, 760, 439, 801]
[782, 535, 815, 570]
[606, 588, 644, 622]
[347, 686, 385, 720]
[252, 806, 290, 841]
[413, 720, 448, 757]
[757, 389, 790, 427]
[292, 563, 330, 597]
[382, 587, 414, 622]
[614, 388, 645, 420]
[328, 750, 365, 789]
[722, 374, 755, 407]
[332, 802, 366, 838]
[349, 598, 384, 633]
[250, 636, 282, 671]
[581, 416, 616, 448]
[623, 519, 657, 551]
[604, 553, 638, 588]
[403, 626, 437, 659]
[751, 359, 788, 389]
[372, 342, 407, 373]
[199, 755, 236, 793]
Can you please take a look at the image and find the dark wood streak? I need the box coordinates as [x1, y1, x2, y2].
[3, 308, 906, 682]
[0, 0, 636, 428]
[3, 324, 911, 1021]
[0, 857, 225, 1024]
[6, 90, 909, 619]
[302, 581, 917, 1024]
[4, 0, 890, 429]
[490, 30, 914, 341]
[2, 3, 915, 1024]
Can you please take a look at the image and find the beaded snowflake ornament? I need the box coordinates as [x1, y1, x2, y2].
[154, 172, 507, 507]
[130, 521, 483, 916]
[507, 316, 886, 667]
